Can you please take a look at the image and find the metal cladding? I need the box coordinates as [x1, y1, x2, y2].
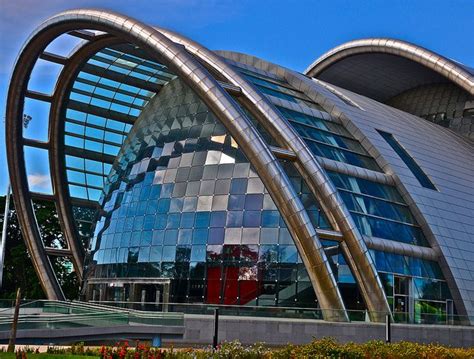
[305, 38, 474, 140]
[5, 9, 474, 325]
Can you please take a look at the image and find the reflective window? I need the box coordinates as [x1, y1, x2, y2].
[377, 130, 437, 190]
[277, 107, 380, 171]
[87, 78, 318, 308]
[371, 250, 451, 324]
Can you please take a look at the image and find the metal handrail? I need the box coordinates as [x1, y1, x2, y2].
[0, 299, 471, 326]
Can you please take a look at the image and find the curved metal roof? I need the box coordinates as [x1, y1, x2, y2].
[305, 38, 474, 102]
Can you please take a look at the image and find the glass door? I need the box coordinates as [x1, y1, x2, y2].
[393, 275, 412, 323]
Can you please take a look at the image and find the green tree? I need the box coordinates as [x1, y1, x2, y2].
[0, 196, 80, 299]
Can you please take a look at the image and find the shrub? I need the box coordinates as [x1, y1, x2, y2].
[9, 338, 474, 358]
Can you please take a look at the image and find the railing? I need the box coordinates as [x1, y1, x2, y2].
[0, 300, 184, 331]
[0, 299, 471, 326]
[89, 300, 473, 326]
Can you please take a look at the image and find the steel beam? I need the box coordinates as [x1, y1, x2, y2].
[156, 27, 349, 321]
[40, 52, 68, 65]
[23, 139, 50, 150]
[45, 248, 73, 257]
[49, 35, 122, 283]
[68, 30, 95, 41]
[81, 63, 162, 93]
[25, 90, 52, 102]
[6, 11, 348, 322]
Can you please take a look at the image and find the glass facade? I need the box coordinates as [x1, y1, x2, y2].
[86, 78, 321, 307]
[81, 54, 453, 322]
[230, 63, 452, 320]
[64, 45, 175, 202]
[63, 44, 176, 247]
[233, 65, 430, 246]
[236, 65, 380, 171]
[372, 250, 451, 323]
[327, 171, 428, 246]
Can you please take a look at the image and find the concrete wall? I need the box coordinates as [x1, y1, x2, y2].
[164, 314, 474, 348]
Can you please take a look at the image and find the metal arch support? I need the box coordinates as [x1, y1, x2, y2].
[304, 38, 474, 96]
[154, 28, 349, 320]
[6, 30, 70, 300]
[208, 50, 392, 321]
[49, 35, 123, 282]
[6, 9, 348, 321]
[6, 30, 119, 298]
[219, 49, 471, 321]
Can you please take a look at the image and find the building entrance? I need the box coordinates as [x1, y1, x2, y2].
[87, 278, 170, 310]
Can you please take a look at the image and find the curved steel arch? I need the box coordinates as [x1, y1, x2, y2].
[6, 9, 348, 321]
[304, 38, 474, 96]
[220, 50, 471, 320]
[153, 34, 391, 321]
[49, 35, 126, 282]
[212, 50, 402, 321]
[51, 36, 171, 282]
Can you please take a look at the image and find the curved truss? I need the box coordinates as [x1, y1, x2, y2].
[6, 9, 348, 321]
[305, 38, 474, 96]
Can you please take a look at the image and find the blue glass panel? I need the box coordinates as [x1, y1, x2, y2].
[377, 130, 437, 190]
[86, 75, 321, 308]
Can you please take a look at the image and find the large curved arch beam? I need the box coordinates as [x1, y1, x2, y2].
[6, 30, 124, 298]
[212, 50, 393, 321]
[49, 35, 123, 282]
[305, 38, 474, 96]
[155, 32, 391, 321]
[227, 50, 470, 320]
[6, 9, 348, 321]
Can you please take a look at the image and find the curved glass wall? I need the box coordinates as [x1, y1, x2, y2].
[327, 171, 428, 246]
[235, 65, 380, 171]
[233, 63, 428, 247]
[64, 44, 176, 202]
[230, 61, 452, 322]
[85, 78, 321, 307]
[63, 43, 177, 248]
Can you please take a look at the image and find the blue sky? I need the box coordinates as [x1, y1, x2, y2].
[1, 0, 473, 195]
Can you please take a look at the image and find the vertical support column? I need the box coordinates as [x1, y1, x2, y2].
[0, 184, 11, 288]
[7, 288, 21, 353]
[162, 282, 170, 312]
[408, 277, 415, 324]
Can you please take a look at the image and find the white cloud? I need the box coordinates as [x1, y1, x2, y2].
[27, 174, 51, 190]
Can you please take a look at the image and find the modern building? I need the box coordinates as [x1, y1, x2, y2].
[5, 10, 474, 325]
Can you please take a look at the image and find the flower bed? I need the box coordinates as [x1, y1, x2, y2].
[8, 338, 474, 358]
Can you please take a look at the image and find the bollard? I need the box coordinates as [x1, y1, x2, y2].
[385, 313, 391, 343]
[212, 308, 219, 349]
[152, 335, 161, 347]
